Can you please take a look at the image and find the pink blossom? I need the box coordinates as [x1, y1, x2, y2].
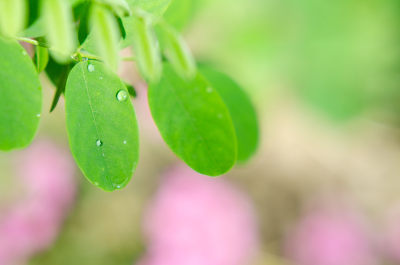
[381, 205, 400, 263]
[285, 203, 375, 265]
[137, 165, 259, 265]
[0, 140, 76, 265]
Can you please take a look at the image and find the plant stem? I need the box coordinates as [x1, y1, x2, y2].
[17, 37, 50, 48]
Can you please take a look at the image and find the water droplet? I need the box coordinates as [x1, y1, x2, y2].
[22, 50, 27, 56]
[113, 183, 122, 189]
[99, 76, 103, 80]
[81, 57, 88, 62]
[87, 63, 95, 72]
[116, 90, 128, 102]
[123, 140, 127, 144]
[36, 113, 41, 117]
[94, 182, 99, 186]
[96, 139, 102, 146]
[206, 87, 213, 93]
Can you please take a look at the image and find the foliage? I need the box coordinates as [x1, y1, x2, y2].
[0, 0, 259, 191]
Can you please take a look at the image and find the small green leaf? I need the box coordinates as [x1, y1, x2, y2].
[34, 44, 49, 73]
[0, 38, 42, 150]
[0, 0, 26, 37]
[163, 0, 196, 31]
[125, 0, 171, 17]
[200, 66, 259, 162]
[74, 0, 91, 44]
[22, 18, 46, 38]
[127, 13, 161, 82]
[97, 0, 131, 17]
[123, 81, 137, 97]
[65, 61, 139, 191]
[41, 0, 77, 62]
[148, 63, 237, 176]
[46, 58, 72, 112]
[156, 23, 196, 79]
[89, 4, 121, 70]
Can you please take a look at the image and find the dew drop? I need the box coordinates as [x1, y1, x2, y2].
[87, 63, 95, 72]
[116, 90, 128, 102]
[96, 139, 102, 146]
[22, 50, 27, 56]
[123, 140, 127, 144]
[206, 87, 213, 93]
[36, 113, 41, 117]
[113, 183, 122, 189]
[99, 76, 103, 80]
[94, 182, 99, 186]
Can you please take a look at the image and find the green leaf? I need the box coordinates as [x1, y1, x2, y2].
[0, 0, 26, 37]
[41, 0, 77, 63]
[163, 0, 196, 31]
[97, 0, 131, 17]
[127, 13, 161, 82]
[46, 57, 73, 112]
[0, 38, 42, 150]
[156, 23, 196, 79]
[65, 61, 139, 191]
[89, 4, 121, 70]
[200, 66, 259, 162]
[22, 18, 46, 38]
[34, 44, 49, 73]
[148, 63, 237, 176]
[125, 0, 171, 18]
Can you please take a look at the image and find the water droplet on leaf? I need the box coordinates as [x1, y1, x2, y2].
[113, 183, 122, 189]
[36, 113, 41, 117]
[96, 139, 102, 146]
[116, 90, 128, 102]
[88, 63, 95, 72]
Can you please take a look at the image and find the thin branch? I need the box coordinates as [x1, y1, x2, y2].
[17, 37, 50, 48]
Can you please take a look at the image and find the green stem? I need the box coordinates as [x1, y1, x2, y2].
[17, 37, 49, 48]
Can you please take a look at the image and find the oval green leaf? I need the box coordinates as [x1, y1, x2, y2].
[148, 63, 237, 176]
[90, 4, 121, 70]
[0, 0, 26, 37]
[128, 13, 161, 82]
[41, 0, 77, 62]
[156, 23, 196, 79]
[200, 66, 259, 162]
[0, 38, 42, 150]
[65, 61, 139, 191]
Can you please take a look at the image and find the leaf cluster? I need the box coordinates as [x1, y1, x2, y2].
[0, 0, 259, 191]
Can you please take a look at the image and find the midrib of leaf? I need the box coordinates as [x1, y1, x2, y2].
[161, 77, 220, 171]
[80, 64, 112, 187]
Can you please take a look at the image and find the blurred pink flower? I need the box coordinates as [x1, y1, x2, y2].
[0, 140, 76, 265]
[137, 165, 259, 265]
[285, 203, 375, 265]
[382, 205, 400, 263]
